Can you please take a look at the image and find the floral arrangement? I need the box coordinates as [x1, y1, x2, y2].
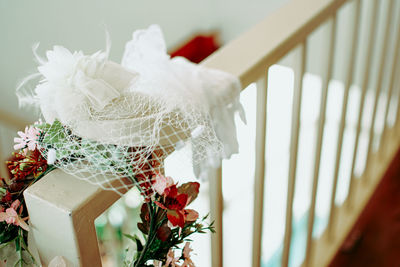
[124, 174, 215, 267]
[0, 125, 53, 266]
[2, 24, 244, 267]
[0, 121, 214, 267]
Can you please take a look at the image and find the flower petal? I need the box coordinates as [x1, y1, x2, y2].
[6, 208, 17, 217]
[17, 131, 26, 138]
[167, 209, 185, 228]
[17, 218, 30, 231]
[152, 173, 168, 195]
[178, 182, 200, 205]
[154, 201, 168, 210]
[185, 209, 199, 222]
[13, 143, 25, 150]
[10, 200, 20, 210]
[183, 242, 193, 258]
[0, 212, 8, 222]
[27, 142, 37, 151]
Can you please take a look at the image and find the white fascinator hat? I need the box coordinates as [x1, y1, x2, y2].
[17, 25, 245, 186]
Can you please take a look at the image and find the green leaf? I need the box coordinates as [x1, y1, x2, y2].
[202, 213, 210, 220]
[42, 120, 65, 145]
[123, 234, 144, 252]
[0, 222, 18, 244]
[123, 233, 137, 242]
[15, 238, 21, 251]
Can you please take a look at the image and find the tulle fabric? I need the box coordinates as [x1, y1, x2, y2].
[16, 25, 245, 192]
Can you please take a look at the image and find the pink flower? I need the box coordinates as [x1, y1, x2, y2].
[14, 126, 41, 154]
[182, 242, 194, 259]
[164, 249, 180, 267]
[0, 200, 29, 231]
[10, 199, 20, 210]
[181, 242, 195, 267]
[184, 209, 199, 222]
[153, 173, 174, 195]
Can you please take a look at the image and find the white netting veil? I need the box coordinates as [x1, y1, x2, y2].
[16, 25, 245, 196]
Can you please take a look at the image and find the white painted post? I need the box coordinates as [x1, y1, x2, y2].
[24, 169, 129, 266]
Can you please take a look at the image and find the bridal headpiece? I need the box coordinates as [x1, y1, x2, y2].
[1, 24, 245, 266]
[17, 25, 245, 192]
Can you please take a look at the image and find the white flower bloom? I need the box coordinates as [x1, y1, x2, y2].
[33, 45, 136, 125]
[16, 25, 245, 189]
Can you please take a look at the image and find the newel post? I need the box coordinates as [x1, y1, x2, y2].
[24, 169, 127, 266]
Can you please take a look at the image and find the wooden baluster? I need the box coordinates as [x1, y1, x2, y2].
[347, 0, 380, 207]
[210, 167, 223, 267]
[282, 42, 307, 267]
[252, 74, 268, 267]
[327, 0, 362, 240]
[304, 14, 337, 267]
[395, 53, 400, 133]
[364, 0, 395, 178]
[380, 4, 400, 155]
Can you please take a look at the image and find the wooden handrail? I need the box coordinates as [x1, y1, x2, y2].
[21, 0, 400, 266]
[202, 0, 347, 88]
[0, 109, 31, 130]
[203, 1, 348, 266]
[24, 170, 128, 266]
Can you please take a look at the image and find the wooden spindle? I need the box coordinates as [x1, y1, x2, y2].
[364, 0, 395, 177]
[380, 4, 400, 155]
[347, 0, 380, 206]
[327, 0, 362, 239]
[304, 14, 337, 267]
[252, 75, 269, 267]
[282, 42, 307, 267]
[210, 167, 224, 267]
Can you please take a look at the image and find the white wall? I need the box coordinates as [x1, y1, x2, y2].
[0, 0, 218, 118]
[0, 0, 290, 153]
[2, 0, 394, 118]
[214, 0, 290, 42]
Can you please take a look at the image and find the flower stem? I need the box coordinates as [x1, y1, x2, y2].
[135, 203, 157, 267]
[16, 228, 23, 267]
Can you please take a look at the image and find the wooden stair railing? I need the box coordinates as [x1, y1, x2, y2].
[21, 0, 400, 266]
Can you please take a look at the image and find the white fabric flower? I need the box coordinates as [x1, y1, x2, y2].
[122, 25, 245, 178]
[17, 25, 245, 186]
[34, 45, 136, 125]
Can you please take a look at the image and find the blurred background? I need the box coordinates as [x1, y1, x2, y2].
[1, 0, 400, 266]
[0, 0, 290, 120]
[0, 1, 290, 266]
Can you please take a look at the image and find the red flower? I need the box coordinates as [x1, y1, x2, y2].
[6, 149, 47, 181]
[155, 182, 200, 228]
[1, 191, 12, 203]
[134, 149, 164, 202]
